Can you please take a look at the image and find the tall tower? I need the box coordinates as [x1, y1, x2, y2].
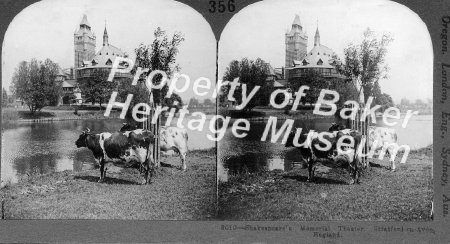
[74, 14, 96, 71]
[285, 14, 308, 68]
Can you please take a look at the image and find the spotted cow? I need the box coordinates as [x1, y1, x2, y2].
[75, 128, 155, 184]
[286, 128, 362, 184]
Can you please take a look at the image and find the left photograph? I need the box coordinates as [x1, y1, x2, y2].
[1, 0, 217, 219]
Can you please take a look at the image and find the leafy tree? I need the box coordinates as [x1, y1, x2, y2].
[415, 98, 425, 108]
[117, 27, 185, 117]
[164, 92, 183, 112]
[287, 70, 330, 106]
[221, 58, 272, 111]
[78, 69, 117, 110]
[203, 98, 214, 107]
[374, 92, 394, 111]
[10, 58, 61, 113]
[400, 98, 410, 107]
[2, 88, 7, 107]
[188, 97, 199, 107]
[341, 28, 393, 103]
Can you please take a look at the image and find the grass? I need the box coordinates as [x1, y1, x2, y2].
[219, 106, 328, 119]
[0, 148, 216, 220]
[218, 145, 433, 221]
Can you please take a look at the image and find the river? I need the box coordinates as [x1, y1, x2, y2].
[218, 114, 433, 182]
[1, 116, 215, 186]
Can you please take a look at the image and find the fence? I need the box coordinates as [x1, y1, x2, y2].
[349, 105, 369, 168]
[142, 93, 161, 167]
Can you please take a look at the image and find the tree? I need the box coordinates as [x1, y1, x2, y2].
[221, 58, 272, 111]
[164, 92, 183, 112]
[287, 70, 330, 106]
[10, 58, 61, 113]
[78, 69, 117, 110]
[375, 93, 394, 111]
[117, 28, 184, 116]
[342, 28, 393, 103]
[188, 97, 199, 107]
[203, 98, 213, 107]
[415, 98, 425, 109]
[2, 88, 8, 107]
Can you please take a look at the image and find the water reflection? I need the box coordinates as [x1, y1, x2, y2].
[1, 117, 214, 186]
[218, 114, 433, 182]
[223, 153, 294, 176]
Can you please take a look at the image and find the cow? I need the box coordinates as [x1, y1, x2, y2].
[120, 123, 189, 170]
[286, 128, 362, 184]
[329, 123, 399, 171]
[75, 128, 155, 184]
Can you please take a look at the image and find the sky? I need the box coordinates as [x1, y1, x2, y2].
[1, 0, 216, 102]
[219, 0, 433, 104]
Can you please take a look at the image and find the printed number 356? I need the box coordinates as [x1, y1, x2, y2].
[209, 0, 235, 13]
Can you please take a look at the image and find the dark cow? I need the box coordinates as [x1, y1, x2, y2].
[120, 123, 189, 170]
[286, 128, 362, 184]
[75, 128, 155, 184]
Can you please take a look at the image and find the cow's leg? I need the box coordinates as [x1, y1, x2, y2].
[307, 158, 314, 182]
[180, 151, 187, 171]
[143, 148, 154, 185]
[98, 160, 105, 183]
[349, 157, 360, 185]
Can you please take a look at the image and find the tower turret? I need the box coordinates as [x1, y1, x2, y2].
[285, 14, 308, 68]
[103, 24, 109, 46]
[314, 24, 320, 46]
[74, 14, 96, 72]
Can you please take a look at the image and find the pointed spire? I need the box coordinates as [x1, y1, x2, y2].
[292, 14, 302, 27]
[314, 20, 320, 46]
[80, 14, 90, 27]
[103, 21, 109, 46]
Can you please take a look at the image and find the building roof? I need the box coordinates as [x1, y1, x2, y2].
[274, 80, 287, 88]
[290, 44, 340, 69]
[287, 14, 306, 36]
[80, 14, 90, 27]
[62, 79, 77, 88]
[75, 15, 95, 38]
[293, 14, 302, 27]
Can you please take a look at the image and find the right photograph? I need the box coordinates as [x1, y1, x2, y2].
[217, 0, 433, 221]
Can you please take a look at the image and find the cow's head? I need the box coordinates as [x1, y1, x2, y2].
[328, 123, 345, 132]
[120, 122, 138, 132]
[75, 128, 91, 148]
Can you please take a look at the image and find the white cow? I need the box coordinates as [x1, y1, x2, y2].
[367, 126, 398, 171]
[121, 123, 189, 170]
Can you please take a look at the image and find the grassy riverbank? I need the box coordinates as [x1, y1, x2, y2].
[219, 106, 327, 120]
[218, 145, 433, 221]
[0, 148, 216, 219]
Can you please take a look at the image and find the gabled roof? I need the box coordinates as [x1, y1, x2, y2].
[274, 80, 288, 88]
[62, 80, 77, 88]
[292, 14, 302, 26]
